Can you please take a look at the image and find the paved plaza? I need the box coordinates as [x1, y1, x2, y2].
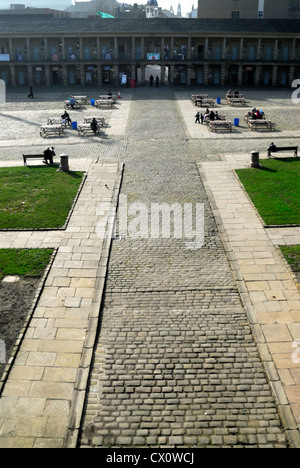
[0, 85, 299, 448]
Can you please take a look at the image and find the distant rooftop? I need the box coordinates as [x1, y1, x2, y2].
[0, 0, 72, 10]
[0, 17, 299, 35]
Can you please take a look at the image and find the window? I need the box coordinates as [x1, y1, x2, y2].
[232, 11, 240, 19]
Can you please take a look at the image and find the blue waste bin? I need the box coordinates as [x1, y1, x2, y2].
[91, 99, 95, 106]
[216, 97, 221, 104]
[234, 118, 240, 127]
[72, 121, 77, 130]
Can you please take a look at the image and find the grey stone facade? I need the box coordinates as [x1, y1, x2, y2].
[0, 18, 300, 87]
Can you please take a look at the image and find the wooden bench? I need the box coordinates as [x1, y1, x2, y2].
[268, 146, 298, 157]
[23, 154, 47, 166]
[77, 123, 101, 136]
[209, 120, 232, 132]
[40, 125, 64, 137]
[248, 119, 273, 131]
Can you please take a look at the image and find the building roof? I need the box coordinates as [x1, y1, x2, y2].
[0, 17, 300, 35]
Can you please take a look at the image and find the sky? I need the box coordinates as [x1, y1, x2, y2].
[74, 0, 197, 17]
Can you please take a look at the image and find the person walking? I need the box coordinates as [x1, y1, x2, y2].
[155, 75, 159, 87]
[150, 75, 154, 87]
[28, 86, 34, 98]
[195, 111, 200, 124]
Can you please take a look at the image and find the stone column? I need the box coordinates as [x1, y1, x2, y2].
[140, 64, 145, 85]
[114, 37, 118, 60]
[254, 66, 261, 86]
[79, 65, 85, 85]
[169, 64, 174, 85]
[10, 65, 16, 86]
[204, 37, 209, 60]
[289, 66, 295, 84]
[27, 65, 33, 85]
[45, 64, 51, 86]
[131, 65, 136, 80]
[62, 38, 66, 61]
[62, 64, 68, 85]
[220, 64, 226, 86]
[97, 63, 102, 86]
[271, 65, 278, 86]
[237, 65, 243, 86]
[239, 38, 244, 60]
[113, 64, 119, 85]
[203, 63, 209, 85]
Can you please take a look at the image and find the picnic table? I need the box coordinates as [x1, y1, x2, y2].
[77, 123, 101, 136]
[69, 95, 88, 104]
[94, 99, 115, 109]
[203, 113, 226, 123]
[247, 119, 273, 131]
[195, 98, 214, 107]
[226, 96, 247, 106]
[47, 117, 67, 127]
[209, 120, 232, 132]
[99, 94, 117, 103]
[40, 124, 64, 138]
[64, 99, 83, 110]
[84, 117, 106, 127]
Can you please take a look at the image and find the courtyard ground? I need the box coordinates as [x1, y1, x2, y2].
[0, 85, 299, 449]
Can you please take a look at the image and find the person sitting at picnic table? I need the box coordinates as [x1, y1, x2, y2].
[43, 147, 55, 165]
[70, 97, 76, 109]
[91, 118, 99, 134]
[61, 111, 72, 126]
[215, 111, 221, 120]
[209, 110, 215, 121]
[227, 89, 232, 96]
[234, 89, 239, 96]
[107, 90, 112, 98]
[250, 107, 258, 119]
[203, 108, 210, 122]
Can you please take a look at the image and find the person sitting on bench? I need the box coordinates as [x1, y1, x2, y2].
[90, 118, 99, 135]
[268, 142, 277, 154]
[43, 147, 55, 164]
[61, 111, 72, 126]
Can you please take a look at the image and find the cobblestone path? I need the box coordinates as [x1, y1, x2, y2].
[79, 88, 288, 448]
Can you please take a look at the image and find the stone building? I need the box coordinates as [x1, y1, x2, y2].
[0, 17, 299, 87]
[197, 0, 300, 19]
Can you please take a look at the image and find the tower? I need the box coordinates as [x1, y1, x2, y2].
[146, 0, 159, 18]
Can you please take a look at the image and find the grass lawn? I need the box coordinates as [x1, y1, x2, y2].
[280, 245, 300, 274]
[0, 248, 54, 280]
[236, 158, 300, 226]
[0, 166, 83, 229]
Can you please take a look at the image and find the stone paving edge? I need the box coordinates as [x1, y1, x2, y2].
[197, 162, 300, 449]
[64, 162, 125, 448]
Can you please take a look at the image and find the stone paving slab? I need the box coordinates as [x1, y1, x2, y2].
[0, 160, 124, 448]
[198, 154, 300, 446]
